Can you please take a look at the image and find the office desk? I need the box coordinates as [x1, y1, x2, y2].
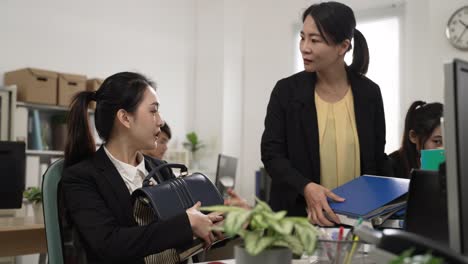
[197, 260, 310, 264]
[0, 216, 47, 257]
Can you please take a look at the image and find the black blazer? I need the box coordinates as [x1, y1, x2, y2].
[60, 147, 193, 264]
[261, 69, 386, 216]
[387, 150, 410, 179]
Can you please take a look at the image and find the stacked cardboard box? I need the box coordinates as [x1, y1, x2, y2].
[5, 68, 58, 105]
[58, 73, 87, 107]
[5, 68, 90, 107]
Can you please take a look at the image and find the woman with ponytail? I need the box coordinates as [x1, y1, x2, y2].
[61, 72, 222, 264]
[389, 101, 443, 178]
[261, 1, 386, 226]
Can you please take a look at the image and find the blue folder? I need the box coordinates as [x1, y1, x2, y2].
[329, 175, 410, 219]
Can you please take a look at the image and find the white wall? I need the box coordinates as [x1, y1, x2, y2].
[0, 0, 196, 145]
[403, 0, 468, 111]
[192, 0, 244, 181]
[239, 0, 310, 202]
[192, 0, 224, 174]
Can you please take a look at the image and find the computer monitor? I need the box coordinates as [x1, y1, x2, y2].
[0, 141, 26, 209]
[444, 59, 468, 255]
[404, 169, 448, 244]
[215, 154, 238, 197]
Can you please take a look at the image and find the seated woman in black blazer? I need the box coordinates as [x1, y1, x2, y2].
[388, 101, 443, 178]
[61, 72, 223, 264]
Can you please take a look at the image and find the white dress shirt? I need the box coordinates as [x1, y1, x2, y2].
[103, 146, 156, 193]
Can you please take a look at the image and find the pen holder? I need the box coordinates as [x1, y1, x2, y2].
[314, 239, 371, 264]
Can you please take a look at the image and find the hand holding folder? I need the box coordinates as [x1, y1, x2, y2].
[304, 182, 345, 226]
[328, 175, 410, 227]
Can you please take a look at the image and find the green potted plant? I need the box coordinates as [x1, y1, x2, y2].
[23, 187, 43, 222]
[390, 249, 444, 264]
[202, 199, 319, 264]
[183, 131, 205, 169]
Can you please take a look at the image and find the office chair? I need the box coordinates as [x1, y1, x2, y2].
[42, 159, 65, 264]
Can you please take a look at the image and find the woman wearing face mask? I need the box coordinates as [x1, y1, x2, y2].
[389, 101, 444, 178]
[261, 1, 386, 226]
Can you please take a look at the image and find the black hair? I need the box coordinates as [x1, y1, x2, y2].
[302, 1, 369, 75]
[160, 122, 172, 139]
[64, 72, 156, 167]
[398, 101, 443, 177]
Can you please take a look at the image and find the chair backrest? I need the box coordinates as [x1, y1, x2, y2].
[42, 159, 65, 264]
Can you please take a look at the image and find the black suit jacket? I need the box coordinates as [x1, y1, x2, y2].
[388, 150, 409, 179]
[261, 69, 386, 216]
[60, 147, 193, 264]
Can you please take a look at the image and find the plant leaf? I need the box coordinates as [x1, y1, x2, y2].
[280, 235, 304, 256]
[294, 222, 318, 254]
[261, 210, 287, 221]
[23, 187, 42, 203]
[286, 217, 310, 225]
[254, 198, 273, 212]
[200, 205, 246, 213]
[244, 231, 276, 256]
[267, 218, 294, 235]
[251, 213, 268, 230]
[223, 210, 252, 236]
[389, 248, 414, 264]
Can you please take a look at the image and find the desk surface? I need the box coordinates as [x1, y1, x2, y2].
[198, 259, 310, 264]
[0, 216, 44, 231]
[0, 216, 46, 257]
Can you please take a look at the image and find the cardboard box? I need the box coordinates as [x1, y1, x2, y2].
[86, 78, 104, 109]
[58, 73, 86, 107]
[4, 68, 58, 105]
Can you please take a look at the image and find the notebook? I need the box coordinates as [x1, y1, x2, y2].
[420, 149, 445, 171]
[329, 175, 410, 223]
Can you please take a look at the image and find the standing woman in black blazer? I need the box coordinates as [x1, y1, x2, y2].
[261, 2, 386, 226]
[61, 72, 220, 264]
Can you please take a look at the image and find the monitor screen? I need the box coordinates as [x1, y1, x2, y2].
[444, 59, 468, 255]
[404, 169, 448, 244]
[215, 154, 238, 197]
[0, 141, 26, 209]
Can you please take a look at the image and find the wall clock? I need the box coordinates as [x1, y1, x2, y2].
[446, 6, 468, 50]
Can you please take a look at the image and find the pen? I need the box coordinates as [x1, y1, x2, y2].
[335, 226, 344, 264]
[344, 236, 360, 264]
[338, 226, 344, 241]
[342, 217, 362, 262]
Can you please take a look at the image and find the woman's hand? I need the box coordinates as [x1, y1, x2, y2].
[186, 202, 221, 248]
[207, 212, 225, 240]
[303, 182, 344, 226]
[224, 188, 251, 209]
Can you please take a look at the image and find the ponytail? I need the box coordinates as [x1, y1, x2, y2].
[399, 101, 427, 177]
[64, 91, 96, 168]
[349, 29, 369, 75]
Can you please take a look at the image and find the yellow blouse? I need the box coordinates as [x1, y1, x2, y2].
[315, 89, 361, 189]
